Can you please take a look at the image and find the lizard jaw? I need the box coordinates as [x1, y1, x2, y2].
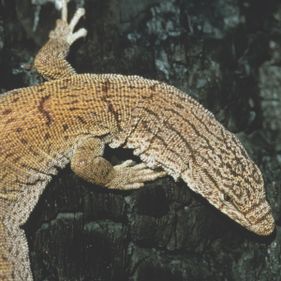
[247, 212, 275, 236]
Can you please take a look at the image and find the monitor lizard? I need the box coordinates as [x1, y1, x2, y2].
[0, 0, 275, 280]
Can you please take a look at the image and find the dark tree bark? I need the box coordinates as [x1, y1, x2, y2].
[0, 0, 281, 280]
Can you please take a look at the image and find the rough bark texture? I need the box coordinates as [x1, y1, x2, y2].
[0, 0, 281, 280]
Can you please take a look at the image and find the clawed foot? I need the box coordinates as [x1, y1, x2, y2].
[106, 160, 167, 190]
[49, 0, 87, 45]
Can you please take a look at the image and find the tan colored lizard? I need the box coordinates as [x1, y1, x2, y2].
[0, 0, 275, 280]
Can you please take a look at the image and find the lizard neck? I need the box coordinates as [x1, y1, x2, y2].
[123, 80, 217, 183]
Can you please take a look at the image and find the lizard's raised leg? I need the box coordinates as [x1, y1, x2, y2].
[34, 0, 87, 80]
[71, 137, 166, 190]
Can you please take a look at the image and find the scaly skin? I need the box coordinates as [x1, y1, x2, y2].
[0, 1, 275, 280]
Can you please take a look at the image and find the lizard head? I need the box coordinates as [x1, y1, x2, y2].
[182, 129, 275, 236]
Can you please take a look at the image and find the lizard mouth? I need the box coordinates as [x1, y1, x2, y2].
[247, 213, 275, 236]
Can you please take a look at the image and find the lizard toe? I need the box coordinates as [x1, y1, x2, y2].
[116, 160, 136, 168]
[67, 28, 87, 44]
[62, 0, 70, 22]
[69, 8, 86, 32]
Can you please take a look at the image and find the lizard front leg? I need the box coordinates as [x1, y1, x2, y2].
[34, 0, 87, 80]
[71, 137, 166, 190]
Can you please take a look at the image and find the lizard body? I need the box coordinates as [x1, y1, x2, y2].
[0, 1, 275, 280]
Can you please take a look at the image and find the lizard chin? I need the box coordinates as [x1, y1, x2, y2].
[215, 199, 275, 236]
[246, 213, 275, 236]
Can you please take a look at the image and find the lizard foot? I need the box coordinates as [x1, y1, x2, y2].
[49, 0, 87, 45]
[106, 160, 167, 190]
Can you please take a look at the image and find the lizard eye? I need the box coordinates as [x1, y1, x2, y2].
[220, 193, 231, 203]
[223, 194, 231, 202]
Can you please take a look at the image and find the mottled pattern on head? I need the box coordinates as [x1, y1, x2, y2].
[179, 104, 274, 236]
[123, 81, 274, 236]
